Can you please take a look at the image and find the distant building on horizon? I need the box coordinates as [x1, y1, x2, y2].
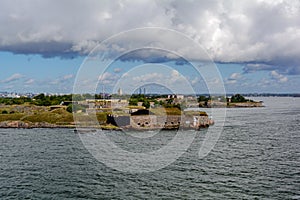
[118, 88, 123, 95]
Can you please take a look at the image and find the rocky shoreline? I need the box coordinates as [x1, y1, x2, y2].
[0, 120, 75, 129]
[0, 119, 213, 130]
[199, 101, 264, 108]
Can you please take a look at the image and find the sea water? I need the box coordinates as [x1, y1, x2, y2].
[1, 97, 299, 199]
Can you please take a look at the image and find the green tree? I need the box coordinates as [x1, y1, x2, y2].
[167, 98, 174, 104]
[129, 98, 138, 106]
[34, 93, 45, 100]
[66, 104, 73, 113]
[142, 101, 150, 109]
[231, 94, 247, 103]
[67, 104, 86, 113]
[198, 95, 208, 102]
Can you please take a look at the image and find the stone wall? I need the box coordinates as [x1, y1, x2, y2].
[130, 115, 157, 128]
[107, 113, 213, 130]
[107, 115, 130, 127]
[130, 115, 212, 129]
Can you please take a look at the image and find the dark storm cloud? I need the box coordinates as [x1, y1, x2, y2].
[0, 41, 76, 58]
[0, 0, 300, 74]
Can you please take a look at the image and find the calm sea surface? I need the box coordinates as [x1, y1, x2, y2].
[1, 97, 299, 199]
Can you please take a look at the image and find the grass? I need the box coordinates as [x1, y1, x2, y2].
[150, 107, 182, 115]
[183, 111, 208, 116]
[101, 124, 120, 130]
[22, 108, 73, 124]
[96, 112, 108, 123]
[0, 104, 208, 128]
[149, 108, 208, 117]
[0, 113, 25, 121]
[0, 105, 111, 126]
[127, 106, 145, 109]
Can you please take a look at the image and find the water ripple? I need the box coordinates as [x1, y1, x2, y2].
[1, 97, 300, 199]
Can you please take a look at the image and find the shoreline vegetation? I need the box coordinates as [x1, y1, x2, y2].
[0, 93, 262, 129]
[198, 94, 264, 108]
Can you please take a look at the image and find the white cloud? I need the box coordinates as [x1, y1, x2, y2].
[226, 72, 243, 84]
[98, 72, 119, 85]
[1, 73, 24, 83]
[270, 70, 288, 83]
[63, 74, 73, 80]
[226, 80, 237, 84]
[112, 64, 199, 94]
[132, 72, 164, 83]
[0, 0, 299, 74]
[113, 68, 122, 73]
[229, 73, 242, 80]
[50, 74, 75, 85]
[24, 78, 34, 84]
[243, 64, 277, 73]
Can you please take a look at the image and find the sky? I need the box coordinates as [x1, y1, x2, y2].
[0, 0, 299, 94]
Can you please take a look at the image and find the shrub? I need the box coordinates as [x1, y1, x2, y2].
[231, 94, 247, 103]
[1, 110, 8, 114]
[66, 104, 86, 113]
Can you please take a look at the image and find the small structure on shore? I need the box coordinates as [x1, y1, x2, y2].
[106, 109, 213, 130]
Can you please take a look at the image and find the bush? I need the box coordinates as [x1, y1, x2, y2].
[142, 101, 150, 109]
[66, 104, 86, 113]
[198, 95, 209, 102]
[66, 104, 73, 113]
[231, 94, 247, 103]
[1, 110, 8, 114]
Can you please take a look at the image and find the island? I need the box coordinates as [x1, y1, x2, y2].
[0, 93, 262, 129]
[198, 94, 264, 108]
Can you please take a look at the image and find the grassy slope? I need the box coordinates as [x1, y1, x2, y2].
[0, 105, 208, 127]
[150, 107, 182, 115]
[23, 109, 74, 124]
[0, 113, 26, 121]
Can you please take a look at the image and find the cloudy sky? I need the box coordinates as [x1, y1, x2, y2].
[0, 0, 299, 94]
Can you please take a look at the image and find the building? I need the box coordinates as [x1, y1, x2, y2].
[118, 88, 123, 95]
[106, 109, 213, 130]
[85, 99, 128, 110]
